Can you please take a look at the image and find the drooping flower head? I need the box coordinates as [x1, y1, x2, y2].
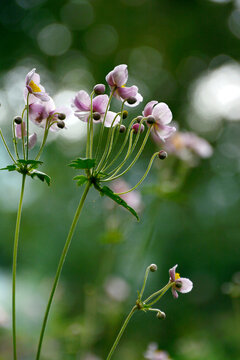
[169, 264, 193, 299]
[106, 64, 143, 107]
[29, 96, 69, 132]
[143, 101, 176, 142]
[72, 90, 120, 127]
[164, 131, 213, 163]
[25, 68, 50, 102]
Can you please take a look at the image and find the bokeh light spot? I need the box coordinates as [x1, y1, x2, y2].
[37, 23, 72, 56]
[61, 0, 94, 30]
[84, 24, 118, 56]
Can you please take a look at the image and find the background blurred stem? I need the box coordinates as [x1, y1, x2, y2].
[12, 173, 26, 360]
[35, 181, 91, 360]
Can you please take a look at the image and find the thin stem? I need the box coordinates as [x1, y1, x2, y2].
[139, 266, 151, 300]
[26, 93, 30, 160]
[20, 120, 26, 160]
[12, 174, 26, 360]
[114, 152, 159, 195]
[106, 305, 137, 360]
[35, 181, 91, 360]
[89, 92, 94, 159]
[103, 125, 152, 182]
[35, 120, 49, 161]
[144, 282, 173, 306]
[12, 121, 20, 160]
[0, 129, 17, 164]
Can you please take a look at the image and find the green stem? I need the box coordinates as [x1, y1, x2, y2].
[35, 120, 49, 161]
[12, 174, 26, 360]
[114, 152, 159, 195]
[26, 93, 30, 160]
[0, 129, 17, 164]
[90, 92, 94, 159]
[12, 120, 20, 160]
[106, 305, 137, 360]
[139, 266, 151, 300]
[144, 282, 173, 306]
[35, 181, 91, 360]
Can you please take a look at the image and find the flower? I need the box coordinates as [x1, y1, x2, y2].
[25, 68, 50, 102]
[72, 90, 120, 127]
[143, 101, 176, 142]
[144, 343, 172, 360]
[106, 64, 143, 107]
[169, 264, 193, 299]
[164, 131, 213, 163]
[29, 97, 69, 131]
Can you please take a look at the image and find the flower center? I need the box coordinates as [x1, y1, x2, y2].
[29, 80, 41, 93]
[175, 272, 181, 280]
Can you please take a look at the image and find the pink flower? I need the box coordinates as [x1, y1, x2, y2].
[169, 264, 193, 299]
[144, 343, 171, 360]
[106, 64, 143, 107]
[164, 131, 213, 162]
[143, 101, 176, 142]
[72, 90, 120, 127]
[29, 97, 69, 131]
[25, 68, 50, 102]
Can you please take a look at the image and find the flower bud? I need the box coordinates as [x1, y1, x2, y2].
[57, 120, 65, 129]
[136, 116, 143, 123]
[119, 125, 126, 133]
[93, 112, 101, 121]
[156, 311, 166, 320]
[58, 113, 66, 120]
[94, 84, 105, 95]
[147, 115, 156, 125]
[122, 110, 128, 119]
[158, 150, 167, 160]
[127, 96, 137, 105]
[14, 116, 22, 124]
[28, 133, 37, 150]
[132, 123, 145, 134]
[150, 264, 158, 272]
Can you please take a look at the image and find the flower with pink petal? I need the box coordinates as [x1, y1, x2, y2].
[25, 68, 50, 102]
[106, 64, 143, 107]
[72, 90, 120, 127]
[29, 97, 69, 132]
[169, 264, 193, 299]
[143, 101, 176, 142]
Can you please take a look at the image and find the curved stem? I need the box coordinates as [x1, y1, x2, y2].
[35, 121, 49, 161]
[144, 282, 173, 306]
[139, 265, 151, 300]
[12, 174, 26, 360]
[106, 305, 137, 360]
[35, 181, 91, 360]
[0, 129, 17, 164]
[114, 152, 159, 195]
[12, 121, 20, 160]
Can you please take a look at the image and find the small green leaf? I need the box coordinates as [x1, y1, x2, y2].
[30, 170, 51, 186]
[73, 175, 88, 186]
[69, 158, 96, 170]
[95, 184, 139, 221]
[17, 159, 43, 168]
[0, 164, 17, 172]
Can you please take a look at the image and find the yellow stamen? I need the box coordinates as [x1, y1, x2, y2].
[175, 272, 181, 280]
[29, 80, 41, 93]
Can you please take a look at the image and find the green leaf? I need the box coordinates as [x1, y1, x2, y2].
[0, 164, 17, 172]
[73, 175, 88, 186]
[95, 184, 139, 221]
[69, 158, 96, 170]
[17, 159, 43, 169]
[30, 170, 51, 186]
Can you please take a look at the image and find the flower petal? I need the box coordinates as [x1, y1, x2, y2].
[74, 111, 89, 122]
[104, 111, 121, 127]
[126, 92, 143, 108]
[152, 102, 173, 125]
[112, 64, 128, 87]
[172, 287, 179, 299]
[28, 133, 37, 149]
[93, 94, 109, 114]
[72, 90, 91, 111]
[154, 125, 176, 142]
[169, 264, 178, 282]
[29, 103, 49, 125]
[15, 121, 26, 139]
[143, 101, 158, 117]
[25, 68, 36, 85]
[117, 85, 138, 100]
[177, 278, 193, 294]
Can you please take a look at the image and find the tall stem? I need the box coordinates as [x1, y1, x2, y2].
[35, 181, 91, 360]
[106, 305, 137, 360]
[12, 174, 26, 360]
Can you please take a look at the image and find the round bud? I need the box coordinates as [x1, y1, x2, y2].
[58, 113, 66, 120]
[158, 150, 167, 160]
[93, 112, 101, 121]
[136, 116, 143, 123]
[119, 125, 126, 133]
[122, 110, 128, 119]
[132, 123, 145, 134]
[57, 120, 65, 129]
[14, 116, 22, 125]
[156, 311, 166, 320]
[147, 115, 156, 125]
[94, 84, 105, 95]
[127, 96, 137, 105]
[150, 264, 158, 272]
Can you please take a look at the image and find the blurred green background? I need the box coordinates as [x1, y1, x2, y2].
[0, 0, 240, 359]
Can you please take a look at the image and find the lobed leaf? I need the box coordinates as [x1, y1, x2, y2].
[0, 164, 18, 172]
[73, 175, 88, 186]
[69, 158, 96, 170]
[30, 170, 51, 186]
